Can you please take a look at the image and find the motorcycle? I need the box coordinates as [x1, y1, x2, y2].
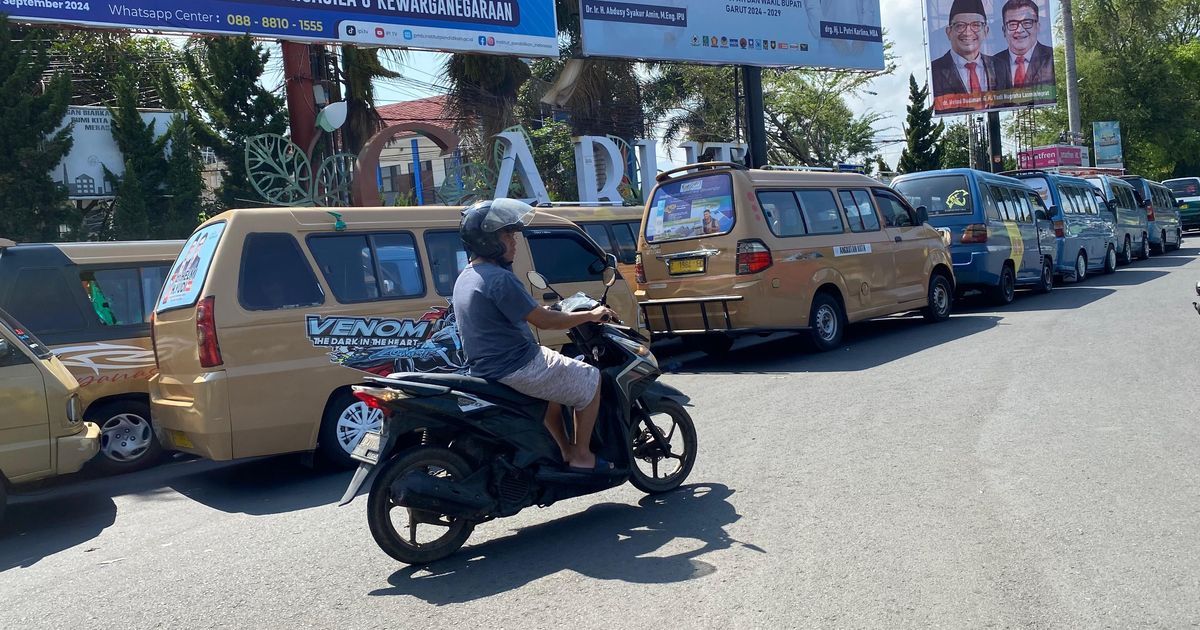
[338, 258, 698, 565]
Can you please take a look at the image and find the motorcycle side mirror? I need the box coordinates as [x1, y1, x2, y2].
[1195, 280, 1200, 297]
[602, 266, 617, 288]
[527, 271, 549, 290]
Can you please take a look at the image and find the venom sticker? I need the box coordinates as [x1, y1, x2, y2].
[305, 304, 466, 377]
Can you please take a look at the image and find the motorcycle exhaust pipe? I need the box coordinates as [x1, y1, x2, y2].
[392, 470, 493, 518]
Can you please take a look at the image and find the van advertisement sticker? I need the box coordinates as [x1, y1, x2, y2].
[158, 222, 225, 312]
[833, 244, 872, 257]
[305, 305, 465, 377]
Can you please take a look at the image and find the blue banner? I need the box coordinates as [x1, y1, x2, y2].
[1093, 121, 1123, 168]
[3, 0, 558, 56]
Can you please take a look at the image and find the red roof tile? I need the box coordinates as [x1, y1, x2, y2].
[377, 95, 453, 129]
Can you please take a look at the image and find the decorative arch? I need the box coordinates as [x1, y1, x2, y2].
[352, 123, 461, 206]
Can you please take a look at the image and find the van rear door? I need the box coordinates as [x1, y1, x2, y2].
[641, 172, 739, 285]
[152, 223, 226, 401]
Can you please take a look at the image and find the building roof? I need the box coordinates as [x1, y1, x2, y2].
[377, 95, 454, 129]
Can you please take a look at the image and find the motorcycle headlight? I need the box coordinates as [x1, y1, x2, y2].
[607, 333, 658, 369]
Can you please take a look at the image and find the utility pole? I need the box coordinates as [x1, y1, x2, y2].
[988, 111, 1003, 172]
[741, 66, 768, 168]
[1061, 0, 1082, 144]
[282, 42, 317, 157]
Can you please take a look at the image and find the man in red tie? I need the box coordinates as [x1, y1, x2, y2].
[930, 0, 999, 113]
[994, 0, 1055, 90]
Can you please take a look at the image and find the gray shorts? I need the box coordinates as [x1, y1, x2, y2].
[500, 346, 600, 410]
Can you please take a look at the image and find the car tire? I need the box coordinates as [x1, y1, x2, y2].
[1138, 233, 1150, 260]
[921, 273, 954, 322]
[89, 400, 163, 475]
[318, 390, 385, 469]
[1119, 236, 1132, 265]
[1073, 251, 1088, 283]
[990, 264, 1016, 305]
[1034, 258, 1054, 294]
[806, 292, 845, 352]
[1103, 245, 1117, 274]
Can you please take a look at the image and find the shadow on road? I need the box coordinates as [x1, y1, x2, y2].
[1153, 246, 1199, 258]
[955, 285, 1116, 313]
[370, 483, 759, 604]
[164, 455, 352, 516]
[0, 480, 116, 572]
[672, 314, 1000, 374]
[1131, 255, 1195, 268]
[1082, 269, 1169, 287]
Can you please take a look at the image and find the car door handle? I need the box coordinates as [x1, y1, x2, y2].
[543, 292, 558, 301]
[894, 236, 903, 243]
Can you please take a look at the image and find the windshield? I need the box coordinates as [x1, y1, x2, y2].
[1017, 176, 1052, 206]
[646, 173, 735, 242]
[893, 175, 973, 216]
[0, 308, 52, 360]
[156, 222, 226, 313]
[1165, 179, 1200, 197]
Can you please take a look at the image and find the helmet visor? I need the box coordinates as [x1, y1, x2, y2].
[481, 198, 536, 233]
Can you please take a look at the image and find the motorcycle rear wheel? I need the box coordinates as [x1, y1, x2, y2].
[629, 400, 697, 494]
[367, 447, 476, 565]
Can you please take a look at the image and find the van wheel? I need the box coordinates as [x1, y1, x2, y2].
[1138, 233, 1150, 260]
[89, 400, 163, 475]
[1171, 230, 1182, 251]
[806, 292, 845, 352]
[319, 391, 384, 469]
[1119, 236, 1132, 265]
[1073, 252, 1088, 283]
[1035, 258, 1054, 294]
[1103, 245, 1118, 274]
[990, 265, 1016, 305]
[921, 274, 953, 322]
[681, 334, 734, 356]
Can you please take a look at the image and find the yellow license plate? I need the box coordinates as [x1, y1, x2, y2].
[668, 257, 706, 275]
[170, 430, 194, 449]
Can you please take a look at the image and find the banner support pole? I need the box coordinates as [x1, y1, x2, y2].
[741, 66, 768, 168]
[988, 111, 1003, 173]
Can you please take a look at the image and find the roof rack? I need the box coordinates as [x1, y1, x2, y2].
[998, 169, 1049, 177]
[533, 200, 634, 207]
[656, 161, 747, 183]
[759, 165, 838, 172]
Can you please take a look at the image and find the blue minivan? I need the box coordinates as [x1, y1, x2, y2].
[1086, 175, 1150, 263]
[893, 169, 1054, 305]
[1008, 170, 1118, 281]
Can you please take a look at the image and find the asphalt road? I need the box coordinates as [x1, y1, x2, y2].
[3, 247, 1200, 629]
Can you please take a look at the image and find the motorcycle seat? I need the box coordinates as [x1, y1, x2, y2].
[386, 372, 543, 407]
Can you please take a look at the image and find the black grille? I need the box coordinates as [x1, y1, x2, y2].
[499, 474, 529, 504]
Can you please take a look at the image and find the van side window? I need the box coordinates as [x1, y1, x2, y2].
[0, 336, 31, 368]
[525, 228, 605, 284]
[79, 266, 170, 326]
[611, 223, 638, 264]
[240, 233, 324, 311]
[989, 186, 1014, 221]
[582, 224, 613, 254]
[424, 231, 468, 296]
[1116, 186, 1137, 211]
[307, 233, 424, 303]
[872, 188, 915, 228]
[797, 190, 844, 234]
[982, 185, 1002, 220]
[7, 268, 86, 334]
[838, 189, 881, 232]
[373, 234, 425, 298]
[1013, 190, 1034, 223]
[757, 191, 806, 236]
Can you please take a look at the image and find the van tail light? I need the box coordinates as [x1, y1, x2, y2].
[1146, 206, 1155, 222]
[196, 296, 223, 368]
[961, 224, 989, 244]
[1053, 220, 1065, 238]
[635, 253, 646, 284]
[149, 311, 160, 371]
[736, 240, 773, 275]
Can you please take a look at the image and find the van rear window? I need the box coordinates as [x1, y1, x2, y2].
[893, 176, 972, 216]
[646, 174, 735, 242]
[1165, 179, 1200, 196]
[157, 223, 225, 313]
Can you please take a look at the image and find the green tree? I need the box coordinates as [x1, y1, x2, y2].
[764, 70, 884, 167]
[162, 118, 206, 238]
[340, 47, 401, 155]
[642, 64, 739, 148]
[940, 122, 973, 169]
[527, 120, 578, 201]
[443, 54, 531, 162]
[110, 159, 150, 240]
[0, 17, 76, 242]
[48, 32, 183, 107]
[897, 75, 944, 174]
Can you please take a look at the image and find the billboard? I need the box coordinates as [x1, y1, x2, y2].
[578, 0, 885, 70]
[5, 0, 558, 57]
[1093, 121, 1123, 169]
[926, 0, 1057, 116]
[1018, 144, 1083, 169]
[53, 106, 178, 200]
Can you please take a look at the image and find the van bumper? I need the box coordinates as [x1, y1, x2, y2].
[57, 422, 101, 475]
[150, 371, 234, 461]
[640, 295, 747, 336]
[950, 250, 1000, 288]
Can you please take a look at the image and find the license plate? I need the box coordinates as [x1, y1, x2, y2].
[351, 431, 382, 465]
[170, 430, 194, 449]
[668, 257, 706, 275]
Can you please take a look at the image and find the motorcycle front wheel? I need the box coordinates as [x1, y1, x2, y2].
[629, 399, 698, 494]
[367, 447, 476, 565]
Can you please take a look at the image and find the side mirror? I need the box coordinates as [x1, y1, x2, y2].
[602, 267, 617, 288]
[915, 206, 929, 225]
[526, 271, 549, 290]
[1035, 209, 1049, 221]
[1195, 280, 1200, 298]
[1049, 205, 1060, 218]
[1177, 200, 1184, 208]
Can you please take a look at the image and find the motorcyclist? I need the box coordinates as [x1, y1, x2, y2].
[452, 199, 618, 473]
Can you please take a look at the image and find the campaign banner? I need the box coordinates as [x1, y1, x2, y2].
[52, 106, 178, 199]
[3, 0, 558, 56]
[578, 0, 885, 70]
[1093, 121, 1123, 168]
[926, 0, 1057, 116]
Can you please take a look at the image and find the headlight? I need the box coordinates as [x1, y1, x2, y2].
[66, 394, 80, 424]
[607, 333, 658, 369]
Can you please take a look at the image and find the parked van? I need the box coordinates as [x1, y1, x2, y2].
[149, 206, 640, 468]
[1086, 175, 1150, 262]
[538, 203, 642, 283]
[0, 307, 100, 521]
[1162, 177, 1200, 232]
[1121, 176, 1183, 253]
[0, 239, 183, 473]
[636, 163, 955, 354]
[893, 169, 1055, 304]
[1008, 170, 1119, 280]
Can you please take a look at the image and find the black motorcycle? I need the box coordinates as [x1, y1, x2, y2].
[339, 261, 698, 565]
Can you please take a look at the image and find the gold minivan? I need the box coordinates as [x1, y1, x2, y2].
[637, 163, 955, 353]
[149, 206, 641, 468]
[0, 307, 101, 521]
[539, 203, 644, 284]
[0, 238, 183, 473]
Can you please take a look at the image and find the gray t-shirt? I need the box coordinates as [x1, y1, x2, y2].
[452, 262, 540, 380]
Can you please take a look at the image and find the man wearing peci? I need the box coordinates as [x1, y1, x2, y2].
[992, 0, 1054, 90]
[930, 0, 999, 113]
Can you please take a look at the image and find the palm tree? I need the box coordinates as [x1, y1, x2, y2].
[442, 53, 531, 162]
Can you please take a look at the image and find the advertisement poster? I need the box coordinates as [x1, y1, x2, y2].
[157, 223, 225, 312]
[1093, 121, 1123, 168]
[926, 0, 1057, 115]
[1017, 144, 1084, 169]
[646, 175, 734, 242]
[6, 0, 558, 56]
[579, 0, 885, 70]
[52, 106, 177, 199]
[305, 306, 465, 376]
